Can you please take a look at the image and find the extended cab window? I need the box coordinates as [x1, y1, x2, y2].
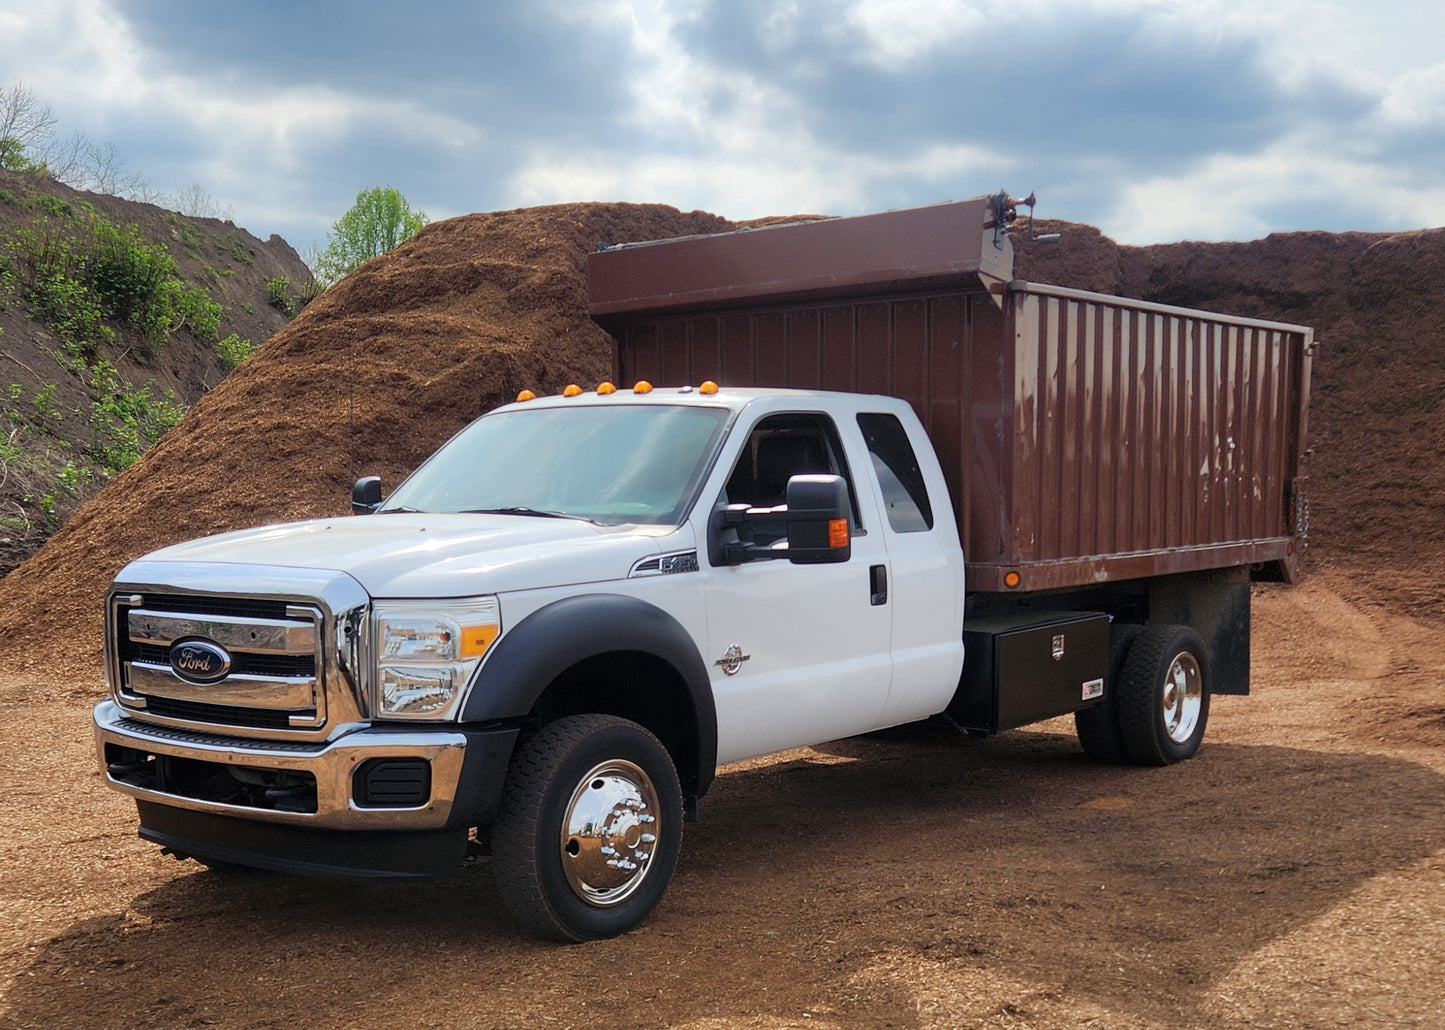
[857, 412, 933, 532]
[721, 412, 861, 532]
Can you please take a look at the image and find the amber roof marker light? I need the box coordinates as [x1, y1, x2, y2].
[516, 389, 536, 402]
[597, 382, 617, 395]
[562, 384, 583, 397]
[633, 381, 654, 394]
[699, 380, 719, 395]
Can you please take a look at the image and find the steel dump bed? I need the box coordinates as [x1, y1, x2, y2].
[588, 196, 1314, 593]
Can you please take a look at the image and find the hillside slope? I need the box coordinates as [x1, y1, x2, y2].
[0, 168, 313, 571]
[0, 200, 1440, 684]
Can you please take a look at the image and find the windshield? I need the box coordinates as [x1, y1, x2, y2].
[381, 403, 733, 526]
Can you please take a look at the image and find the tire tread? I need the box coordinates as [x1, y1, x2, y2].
[1115, 624, 1209, 767]
[491, 714, 680, 942]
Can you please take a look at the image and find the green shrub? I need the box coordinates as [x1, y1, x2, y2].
[34, 195, 71, 218]
[6, 211, 221, 347]
[31, 269, 112, 354]
[216, 333, 254, 371]
[297, 278, 324, 309]
[266, 276, 292, 313]
[159, 278, 222, 341]
[0, 188, 19, 206]
[85, 360, 185, 474]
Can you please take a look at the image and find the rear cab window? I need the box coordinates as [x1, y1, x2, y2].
[857, 412, 933, 533]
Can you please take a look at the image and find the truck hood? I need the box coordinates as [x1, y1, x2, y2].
[138, 514, 682, 597]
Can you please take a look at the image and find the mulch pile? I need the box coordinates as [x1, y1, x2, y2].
[0, 203, 730, 680]
[1, 202, 1440, 684]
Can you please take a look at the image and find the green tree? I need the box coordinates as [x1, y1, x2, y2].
[312, 186, 428, 285]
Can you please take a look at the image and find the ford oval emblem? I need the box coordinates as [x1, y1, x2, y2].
[169, 638, 232, 684]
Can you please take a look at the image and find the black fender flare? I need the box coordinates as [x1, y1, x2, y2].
[460, 594, 717, 795]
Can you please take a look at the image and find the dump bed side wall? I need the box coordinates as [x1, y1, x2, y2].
[972, 283, 1313, 592]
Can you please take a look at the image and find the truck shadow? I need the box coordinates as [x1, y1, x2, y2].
[6, 732, 1444, 1029]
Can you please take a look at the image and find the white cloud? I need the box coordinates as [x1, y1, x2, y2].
[1380, 63, 1445, 128]
[0, 0, 482, 239]
[1102, 132, 1445, 243]
[7, 0, 1445, 246]
[510, 135, 1004, 219]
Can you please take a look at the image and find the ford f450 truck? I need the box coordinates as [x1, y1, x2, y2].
[94, 194, 1314, 941]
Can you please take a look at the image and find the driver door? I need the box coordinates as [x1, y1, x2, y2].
[701, 411, 894, 764]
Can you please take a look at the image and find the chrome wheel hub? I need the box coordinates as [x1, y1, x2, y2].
[1161, 651, 1203, 744]
[559, 759, 661, 907]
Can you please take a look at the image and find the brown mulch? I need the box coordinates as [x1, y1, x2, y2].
[0, 201, 1441, 675]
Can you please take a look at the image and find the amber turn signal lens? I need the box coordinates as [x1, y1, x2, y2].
[633, 381, 654, 394]
[516, 389, 536, 402]
[828, 518, 849, 548]
[597, 381, 617, 395]
[562, 384, 582, 397]
[699, 380, 719, 395]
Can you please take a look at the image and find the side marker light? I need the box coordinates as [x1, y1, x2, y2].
[1004, 571, 1022, 589]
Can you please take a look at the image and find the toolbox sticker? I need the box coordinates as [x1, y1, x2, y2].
[1082, 678, 1104, 701]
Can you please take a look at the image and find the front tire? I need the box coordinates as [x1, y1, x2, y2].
[492, 714, 683, 942]
[1115, 625, 1211, 766]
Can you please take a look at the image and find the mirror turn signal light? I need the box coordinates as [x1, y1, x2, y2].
[828, 518, 849, 548]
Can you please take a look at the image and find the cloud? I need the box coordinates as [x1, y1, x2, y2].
[2, 0, 1445, 248]
[1103, 131, 1445, 242]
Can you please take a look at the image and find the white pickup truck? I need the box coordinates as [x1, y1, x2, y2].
[94, 196, 1313, 941]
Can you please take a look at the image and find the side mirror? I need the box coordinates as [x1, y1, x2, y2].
[784, 475, 851, 564]
[351, 475, 382, 515]
[709, 474, 852, 565]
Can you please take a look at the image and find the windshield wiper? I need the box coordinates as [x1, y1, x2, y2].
[462, 506, 599, 524]
[377, 505, 423, 514]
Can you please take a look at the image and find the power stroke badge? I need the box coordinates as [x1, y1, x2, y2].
[714, 644, 751, 676]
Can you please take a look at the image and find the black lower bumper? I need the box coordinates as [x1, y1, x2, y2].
[137, 801, 469, 879]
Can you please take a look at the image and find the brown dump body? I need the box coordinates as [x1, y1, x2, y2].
[588, 198, 1314, 594]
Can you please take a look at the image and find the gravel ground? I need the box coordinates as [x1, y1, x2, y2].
[2, 570, 1443, 1030]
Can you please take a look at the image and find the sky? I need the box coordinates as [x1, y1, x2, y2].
[2, 0, 1444, 254]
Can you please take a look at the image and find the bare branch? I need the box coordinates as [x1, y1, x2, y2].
[0, 80, 57, 156]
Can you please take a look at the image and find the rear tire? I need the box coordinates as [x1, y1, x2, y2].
[1115, 625, 1210, 766]
[491, 714, 682, 942]
[1074, 623, 1141, 764]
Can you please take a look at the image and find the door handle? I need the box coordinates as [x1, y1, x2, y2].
[869, 564, 888, 606]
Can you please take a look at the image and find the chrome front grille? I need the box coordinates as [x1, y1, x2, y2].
[114, 592, 328, 733]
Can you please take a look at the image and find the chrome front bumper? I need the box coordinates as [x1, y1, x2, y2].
[94, 698, 469, 831]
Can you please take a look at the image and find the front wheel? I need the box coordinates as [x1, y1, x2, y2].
[1115, 625, 1211, 766]
[491, 714, 683, 942]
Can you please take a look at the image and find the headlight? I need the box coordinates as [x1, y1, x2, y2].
[371, 597, 500, 719]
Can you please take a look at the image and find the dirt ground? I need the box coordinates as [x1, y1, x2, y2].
[2, 566, 1442, 1030]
